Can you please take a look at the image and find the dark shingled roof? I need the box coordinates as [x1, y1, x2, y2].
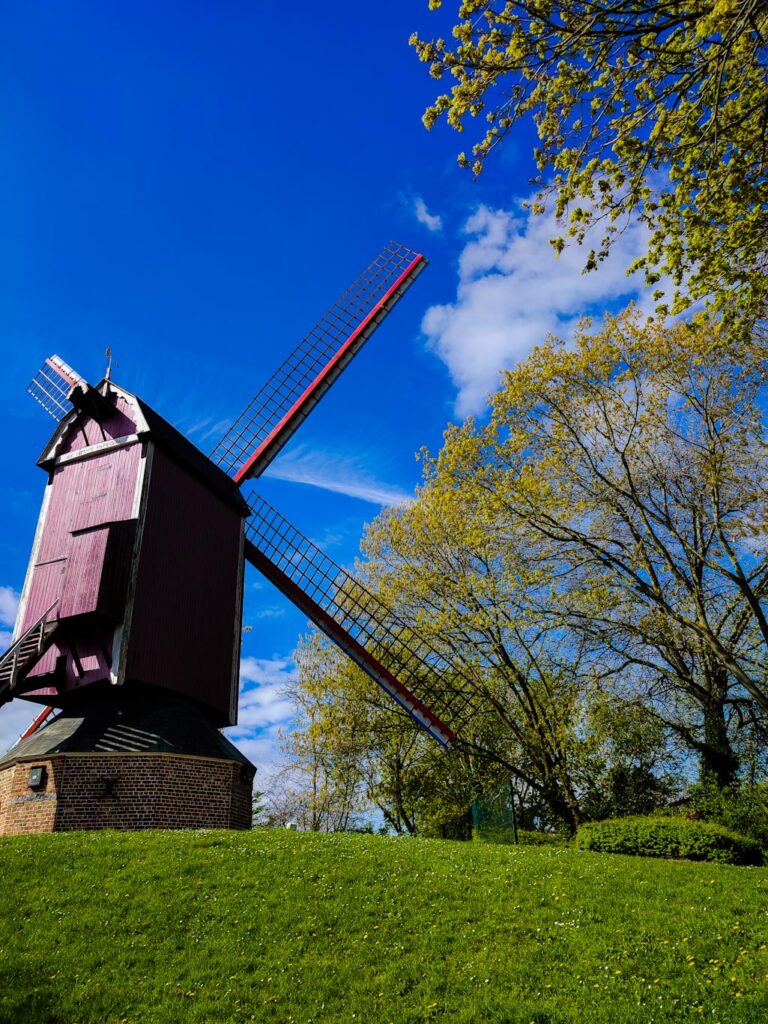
[0, 692, 253, 769]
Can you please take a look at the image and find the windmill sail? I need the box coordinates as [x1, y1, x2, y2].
[243, 493, 480, 747]
[27, 356, 88, 421]
[210, 242, 426, 483]
[27, 355, 116, 424]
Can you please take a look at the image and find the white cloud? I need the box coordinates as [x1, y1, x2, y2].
[313, 529, 344, 552]
[235, 685, 295, 731]
[229, 729, 286, 789]
[224, 655, 298, 787]
[423, 202, 655, 417]
[239, 655, 296, 688]
[264, 444, 412, 507]
[0, 587, 20, 630]
[0, 700, 42, 756]
[414, 196, 443, 233]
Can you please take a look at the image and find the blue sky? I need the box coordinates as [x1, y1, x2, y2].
[0, 2, 656, 779]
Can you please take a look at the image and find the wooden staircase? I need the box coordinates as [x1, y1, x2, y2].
[0, 604, 58, 707]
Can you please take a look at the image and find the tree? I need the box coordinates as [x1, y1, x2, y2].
[279, 315, 768, 815]
[411, 2, 768, 317]
[252, 789, 269, 827]
[439, 307, 768, 785]
[580, 695, 681, 819]
[285, 633, 478, 835]
[361, 459, 598, 831]
[273, 639, 369, 832]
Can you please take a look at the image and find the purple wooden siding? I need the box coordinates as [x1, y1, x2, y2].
[22, 620, 116, 702]
[124, 447, 242, 726]
[21, 559, 67, 626]
[30, 442, 142, 587]
[59, 528, 110, 618]
[58, 395, 138, 454]
[20, 439, 142, 697]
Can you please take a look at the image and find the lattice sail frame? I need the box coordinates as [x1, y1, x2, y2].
[27, 356, 87, 422]
[210, 242, 426, 483]
[243, 493, 481, 747]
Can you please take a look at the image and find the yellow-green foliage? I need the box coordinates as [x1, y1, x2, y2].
[412, 2, 768, 319]
[360, 310, 768, 822]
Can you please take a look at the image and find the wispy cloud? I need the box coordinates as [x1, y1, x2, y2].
[414, 196, 443, 233]
[0, 587, 19, 630]
[313, 528, 345, 553]
[249, 606, 286, 621]
[264, 444, 412, 507]
[423, 202, 656, 417]
[228, 729, 286, 788]
[186, 416, 234, 446]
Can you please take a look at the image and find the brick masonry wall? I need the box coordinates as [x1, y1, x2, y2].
[0, 754, 255, 835]
[0, 758, 59, 834]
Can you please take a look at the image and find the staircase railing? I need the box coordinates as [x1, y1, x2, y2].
[0, 601, 59, 702]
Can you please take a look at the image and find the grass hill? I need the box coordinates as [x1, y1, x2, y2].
[2, 829, 767, 1024]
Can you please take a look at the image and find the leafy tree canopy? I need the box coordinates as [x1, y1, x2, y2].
[435, 307, 768, 784]
[411, 1, 768, 317]
[360, 308, 768, 806]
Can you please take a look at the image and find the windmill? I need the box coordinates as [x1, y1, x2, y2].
[0, 242, 478, 835]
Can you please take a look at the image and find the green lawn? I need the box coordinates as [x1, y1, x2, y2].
[1, 829, 767, 1023]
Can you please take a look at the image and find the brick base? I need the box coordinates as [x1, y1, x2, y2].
[0, 753, 254, 835]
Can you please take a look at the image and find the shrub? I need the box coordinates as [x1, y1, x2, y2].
[575, 815, 763, 866]
[473, 826, 570, 846]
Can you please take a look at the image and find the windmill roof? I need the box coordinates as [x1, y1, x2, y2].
[0, 692, 254, 769]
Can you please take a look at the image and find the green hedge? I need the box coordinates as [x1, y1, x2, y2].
[575, 815, 763, 866]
